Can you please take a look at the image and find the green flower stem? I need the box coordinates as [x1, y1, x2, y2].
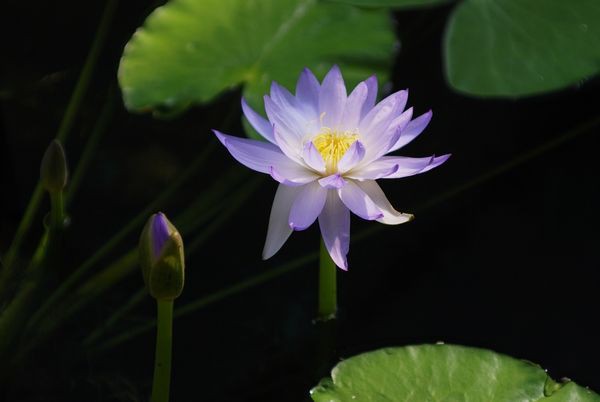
[0, 0, 118, 289]
[91, 115, 600, 354]
[50, 192, 65, 231]
[152, 300, 174, 402]
[0, 190, 66, 371]
[318, 239, 337, 321]
[19, 167, 251, 357]
[23, 141, 217, 336]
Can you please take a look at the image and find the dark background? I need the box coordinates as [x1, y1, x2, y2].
[1, 0, 599, 401]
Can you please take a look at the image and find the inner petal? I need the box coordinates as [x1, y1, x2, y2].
[312, 127, 358, 174]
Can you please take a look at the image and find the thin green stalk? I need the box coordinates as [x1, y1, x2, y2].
[20, 168, 250, 355]
[26, 141, 217, 332]
[90, 115, 600, 352]
[66, 87, 117, 206]
[50, 192, 65, 230]
[0, 0, 119, 273]
[0, 188, 66, 371]
[317, 239, 336, 321]
[152, 300, 173, 402]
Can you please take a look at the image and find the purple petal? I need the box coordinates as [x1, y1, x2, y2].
[319, 65, 346, 128]
[354, 180, 414, 225]
[389, 110, 433, 152]
[361, 75, 378, 118]
[151, 212, 170, 259]
[346, 163, 399, 180]
[302, 142, 326, 173]
[341, 81, 368, 131]
[296, 68, 320, 116]
[289, 182, 327, 230]
[375, 154, 451, 179]
[264, 95, 305, 141]
[318, 174, 347, 189]
[318, 191, 350, 270]
[337, 140, 366, 173]
[365, 107, 413, 162]
[338, 180, 384, 221]
[359, 91, 408, 161]
[273, 125, 303, 164]
[263, 184, 303, 259]
[270, 81, 307, 126]
[269, 165, 318, 187]
[385, 107, 413, 141]
[214, 130, 288, 174]
[241, 98, 276, 144]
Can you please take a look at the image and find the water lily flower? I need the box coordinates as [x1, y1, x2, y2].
[213, 66, 449, 270]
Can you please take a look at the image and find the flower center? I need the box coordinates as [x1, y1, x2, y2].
[313, 128, 358, 173]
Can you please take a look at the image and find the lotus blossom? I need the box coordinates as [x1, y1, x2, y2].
[213, 66, 449, 270]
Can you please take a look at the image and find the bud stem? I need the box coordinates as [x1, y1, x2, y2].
[151, 300, 173, 402]
[50, 191, 65, 231]
[318, 239, 337, 321]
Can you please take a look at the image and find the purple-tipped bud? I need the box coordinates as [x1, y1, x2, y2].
[139, 212, 185, 300]
[40, 139, 68, 193]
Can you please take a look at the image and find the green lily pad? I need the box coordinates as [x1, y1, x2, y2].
[444, 0, 600, 97]
[118, 0, 396, 118]
[325, 0, 450, 9]
[311, 344, 600, 401]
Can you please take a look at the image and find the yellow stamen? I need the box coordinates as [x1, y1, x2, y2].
[312, 127, 358, 174]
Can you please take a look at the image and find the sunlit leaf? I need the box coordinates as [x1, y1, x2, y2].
[311, 344, 600, 401]
[444, 0, 600, 97]
[326, 0, 449, 9]
[119, 0, 396, 123]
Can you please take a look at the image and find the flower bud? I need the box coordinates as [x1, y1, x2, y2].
[139, 212, 185, 300]
[40, 139, 68, 193]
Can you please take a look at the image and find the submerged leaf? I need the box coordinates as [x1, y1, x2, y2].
[311, 344, 600, 401]
[119, 0, 396, 124]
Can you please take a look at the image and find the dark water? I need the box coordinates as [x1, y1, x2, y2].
[1, 1, 599, 401]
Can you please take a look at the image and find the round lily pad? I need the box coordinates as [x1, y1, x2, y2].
[311, 344, 600, 401]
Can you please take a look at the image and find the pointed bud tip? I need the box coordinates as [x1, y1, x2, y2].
[151, 212, 171, 259]
[139, 212, 185, 300]
[40, 139, 68, 193]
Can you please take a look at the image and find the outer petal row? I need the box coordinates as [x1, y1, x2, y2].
[241, 98, 276, 144]
[263, 184, 347, 270]
[319, 191, 350, 270]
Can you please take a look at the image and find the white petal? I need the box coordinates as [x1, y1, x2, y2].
[346, 162, 399, 181]
[354, 180, 413, 225]
[264, 95, 304, 141]
[274, 125, 303, 164]
[318, 174, 347, 189]
[289, 182, 327, 230]
[302, 141, 326, 173]
[340, 81, 368, 131]
[263, 184, 303, 259]
[337, 140, 366, 173]
[338, 180, 384, 220]
[295, 68, 320, 117]
[318, 191, 350, 270]
[269, 165, 318, 186]
[319, 65, 346, 128]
